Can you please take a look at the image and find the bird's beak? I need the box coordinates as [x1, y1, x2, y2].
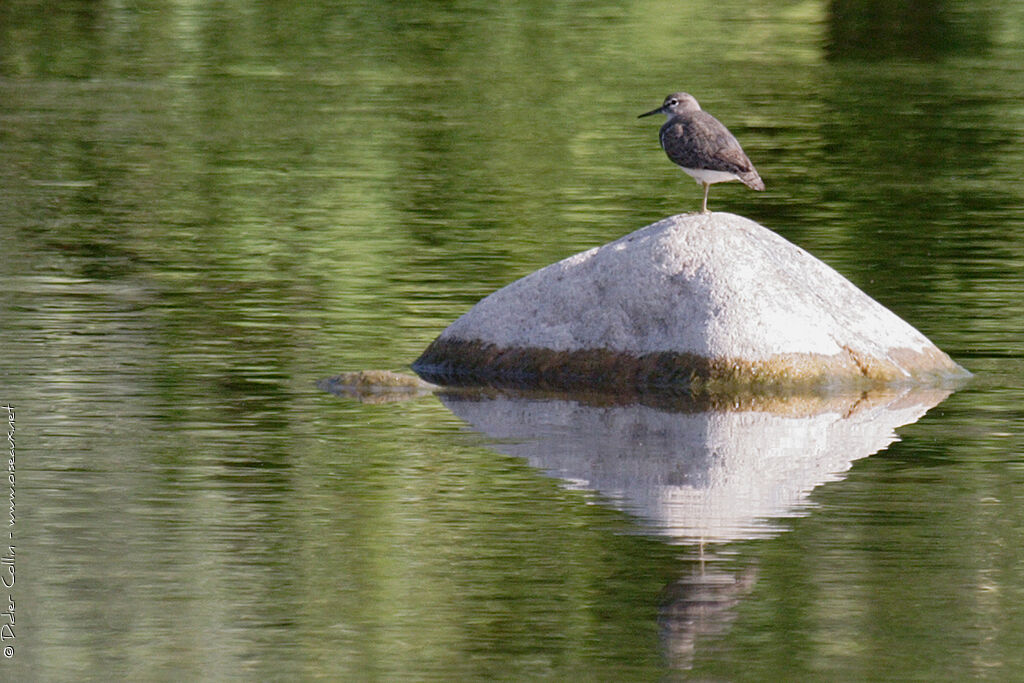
[638, 106, 664, 119]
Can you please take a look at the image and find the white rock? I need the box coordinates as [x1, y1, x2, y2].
[414, 212, 968, 390]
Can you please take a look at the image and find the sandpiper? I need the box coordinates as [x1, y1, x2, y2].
[639, 92, 764, 213]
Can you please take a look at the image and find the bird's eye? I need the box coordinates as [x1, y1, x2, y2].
[668, 99, 678, 106]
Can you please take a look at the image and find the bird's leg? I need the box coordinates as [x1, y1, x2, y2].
[701, 183, 710, 213]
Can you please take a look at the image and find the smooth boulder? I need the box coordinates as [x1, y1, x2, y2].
[413, 212, 968, 392]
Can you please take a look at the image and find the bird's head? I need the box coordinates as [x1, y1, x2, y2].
[638, 92, 701, 119]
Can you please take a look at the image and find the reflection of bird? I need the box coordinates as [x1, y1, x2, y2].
[639, 92, 764, 213]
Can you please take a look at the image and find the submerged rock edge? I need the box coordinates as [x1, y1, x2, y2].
[412, 337, 969, 393]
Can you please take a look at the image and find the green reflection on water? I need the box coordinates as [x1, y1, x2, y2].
[1, 0, 1023, 679]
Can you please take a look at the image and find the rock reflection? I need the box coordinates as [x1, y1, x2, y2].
[437, 385, 952, 668]
[438, 387, 951, 543]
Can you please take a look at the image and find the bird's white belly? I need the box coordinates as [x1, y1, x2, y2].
[680, 167, 740, 185]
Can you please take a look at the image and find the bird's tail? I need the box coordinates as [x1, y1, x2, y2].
[740, 171, 765, 191]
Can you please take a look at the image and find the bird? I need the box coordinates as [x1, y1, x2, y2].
[639, 92, 764, 213]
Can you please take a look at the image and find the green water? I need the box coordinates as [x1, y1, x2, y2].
[2, 0, 1023, 679]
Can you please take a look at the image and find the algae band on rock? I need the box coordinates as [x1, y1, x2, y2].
[412, 213, 969, 392]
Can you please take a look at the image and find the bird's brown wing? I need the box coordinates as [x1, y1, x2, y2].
[662, 112, 758, 175]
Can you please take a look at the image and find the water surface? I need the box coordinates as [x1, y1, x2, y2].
[2, 0, 1023, 679]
